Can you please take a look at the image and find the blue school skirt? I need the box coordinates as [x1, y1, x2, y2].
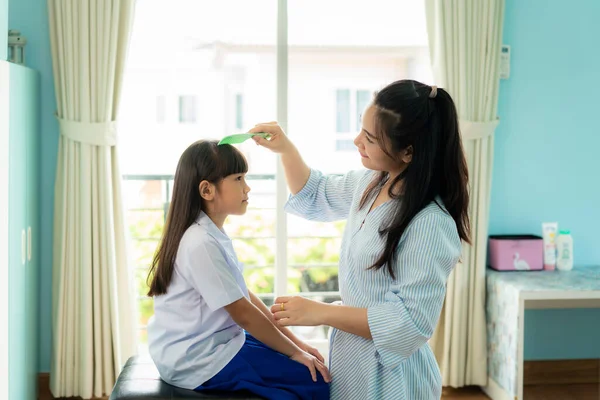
[196, 332, 329, 400]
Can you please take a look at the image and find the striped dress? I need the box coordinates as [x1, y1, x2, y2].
[285, 169, 462, 400]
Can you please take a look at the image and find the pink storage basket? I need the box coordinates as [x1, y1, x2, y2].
[488, 235, 543, 271]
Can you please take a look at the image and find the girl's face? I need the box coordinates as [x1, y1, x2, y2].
[214, 173, 251, 216]
[353, 104, 412, 176]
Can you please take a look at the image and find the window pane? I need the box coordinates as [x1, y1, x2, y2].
[243, 266, 275, 295]
[138, 328, 148, 347]
[178, 95, 197, 123]
[288, 237, 342, 265]
[288, 237, 341, 295]
[287, 214, 344, 238]
[235, 93, 243, 130]
[138, 297, 154, 328]
[288, 0, 431, 175]
[156, 95, 166, 123]
[356, 90, 371, 131]
[119, 0, 277, 176]
[226, 208, 275, 238]
[335, 89, 350, 133]
[231, 238, 275, 267]
[335, 139, 356, 152]
[134, 267, 151, 298]
[122, 179, 170, 211]
[231, 238, 276, 293]
[127, 209, 165, 239]
[298, 266, 339, 293]
[130, 239, 159, 268]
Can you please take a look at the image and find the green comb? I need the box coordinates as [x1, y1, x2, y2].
[218, 133, 270, 145]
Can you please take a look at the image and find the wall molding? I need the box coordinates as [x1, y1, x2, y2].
[523, 359, 600, 385]
[37, 373, 108, 400]
[38, 373, 51, 400]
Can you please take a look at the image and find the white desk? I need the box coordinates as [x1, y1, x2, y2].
[483, 266, 600, 400]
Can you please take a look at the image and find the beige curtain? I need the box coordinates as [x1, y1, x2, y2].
[425, 0, 505, 387]
[48, 0, 137, 398]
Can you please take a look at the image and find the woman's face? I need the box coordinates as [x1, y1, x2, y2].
[353, 104, 411, 175]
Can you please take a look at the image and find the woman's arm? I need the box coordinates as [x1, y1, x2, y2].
[271, 297, 371, 340]
[322, 304, 371, 339]
[250, 123, 310, 195]
[249, 291, 304, 347]
[250, 122, 366, 222]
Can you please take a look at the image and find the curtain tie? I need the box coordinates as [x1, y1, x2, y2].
[57, 114, 117, 146]
[459, 119, 499, 140]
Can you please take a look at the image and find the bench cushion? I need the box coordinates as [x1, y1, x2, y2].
[109, 355, 263, 399]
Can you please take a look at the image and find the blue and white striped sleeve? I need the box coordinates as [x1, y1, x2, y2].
[367, 209, 461, 369]
[284, 168, 366, 222]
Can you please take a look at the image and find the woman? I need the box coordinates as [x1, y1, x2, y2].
[250, 79, 470, 399]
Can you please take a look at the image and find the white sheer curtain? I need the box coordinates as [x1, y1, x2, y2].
[425, 0, 505, 387]
[48, 0, 137, 398]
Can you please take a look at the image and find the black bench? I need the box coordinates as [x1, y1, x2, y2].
[109, 356, 263, 400]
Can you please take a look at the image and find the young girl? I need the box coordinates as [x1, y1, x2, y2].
[146, 140, 330, 400]
[250, 80, 470, 400]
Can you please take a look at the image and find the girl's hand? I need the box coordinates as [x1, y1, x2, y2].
[249, 122, 294, 154]
[271, 296, 328, 327]
[290, 349, 331, 383]
[298, 341, 325, 363]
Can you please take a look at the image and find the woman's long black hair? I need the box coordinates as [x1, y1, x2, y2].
[360, 80, 470, 279]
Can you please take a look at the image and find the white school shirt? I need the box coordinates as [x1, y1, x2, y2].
[147, 211, 249, 390]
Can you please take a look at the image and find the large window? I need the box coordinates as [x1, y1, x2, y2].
[119, 0, 431, 352]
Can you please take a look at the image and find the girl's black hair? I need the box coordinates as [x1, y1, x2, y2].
[147, 140, 247, 296]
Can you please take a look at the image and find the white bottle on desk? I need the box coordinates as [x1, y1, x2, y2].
[556, 230, 573, 271]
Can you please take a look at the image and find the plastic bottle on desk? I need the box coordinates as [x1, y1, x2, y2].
[556, 230, 573, 271]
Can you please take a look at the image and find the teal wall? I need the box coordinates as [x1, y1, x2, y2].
[9, 0, 57, 372]
[491, 0, 600, 360]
